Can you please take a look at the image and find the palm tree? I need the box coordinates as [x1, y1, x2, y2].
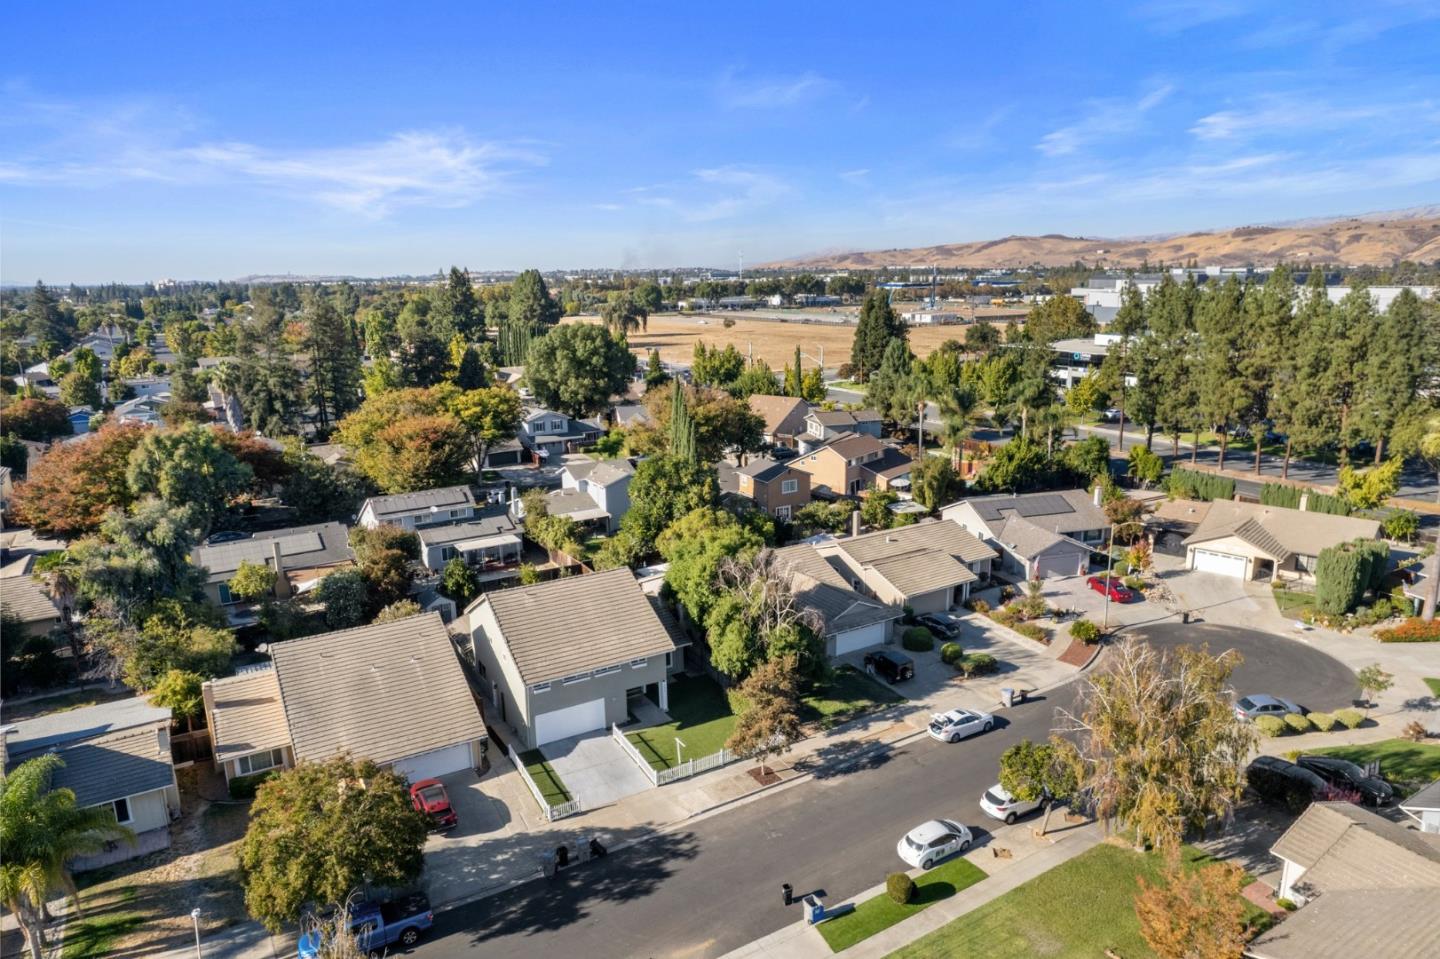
[1, 755, 135, 958]
[936, 385, 977, 474]
[33, 551, 83, 675]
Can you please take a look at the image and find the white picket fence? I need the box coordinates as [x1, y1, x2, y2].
[507, 743, 582, 821]
[611, 723, 733, 787]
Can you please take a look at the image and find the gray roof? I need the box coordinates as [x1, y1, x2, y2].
[1247, 888, 1440, 959]
[543, 487, 608, 519]
[1184, 500, 1381, 559]
[948, 489, 1109, 536]
[860, 446, 913, 480]
[40, 727, 175, 807]
[869, 551, 976, 596]
[193, 522, 353, 577]
[269, 612, 486, 766]
[647, 596, 691, 650]
[994, 515, 1074, 560]
[737, 457, 798, 482]
[361, 485, 475, 520]
[204, 669, 290, 764]
[416, 508, 519, 546]
[562, 456, 635, 487]
[4, 697, 171, 756]
[0, 571, 61, 625]
[1271, 802, 1440, 894]
[832, 520, 995, 599]
[478, 567, 679, 685]
[809, 409, 860, 427]
[1400, 778, 1440, 813]
[772, 544, 901, 635]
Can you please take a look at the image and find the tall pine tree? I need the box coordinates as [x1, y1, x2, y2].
[304, 292, 363, 435]
[850, 289, 905, 382]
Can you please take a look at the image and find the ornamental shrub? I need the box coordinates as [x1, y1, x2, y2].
[1015, 623, 1047, 643]
[902, 627, 935, 652]
[229, 770, 277, 800]
[1305, 491, 1351, 516]
[887, 873, 915, 904]
[1383, 509, 1419, 542]
[1334, 708, 1364, 729]
[1377, 618, 1440, 643]
[1283, 713, 1312, 734]
[1260, 483, 1305, 509]
[1122, 574, 1145, 591]
[1168, 467, 1235, 502]
[959, 652, 998, 677]
[1401, 720, 1427, 743]
[1306, 712, 1336, 732]
[967, 598, 991, 614]
[1314, 538, 1386, 616]
[940, 642, 964, 666]
[1254, 715, 1287, 737]
[1069, 619, 1101, 644]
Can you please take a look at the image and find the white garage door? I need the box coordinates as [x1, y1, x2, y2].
[390, 742, 473, 782]
[534, 698, 606, 745]
[833, 622, 889, 657]
[1191, 548, 1248, 579]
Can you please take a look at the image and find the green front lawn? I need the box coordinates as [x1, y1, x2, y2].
[1272, 588, 1316, 619]
[1424, 678, 1440, 698]
[800, 665, 906, 730]
[518, 750, 572, 806]
[885, 844, 1269, 959]
[626, 675, 739, 770]
[1308, 738, 1440, 789]
[62, 909, 143, 959]
[819, 857, 987, 953]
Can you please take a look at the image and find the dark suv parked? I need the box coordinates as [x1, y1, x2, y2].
[863, 649, 915, 684]
[1296, 755, 1394, 806]
[1246, 756, 1332, 812]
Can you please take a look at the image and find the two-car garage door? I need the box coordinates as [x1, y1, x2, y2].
[833, 622, 889, 657]
[1190, 548, 1248, 579]
[535, 698, 606, 746]
[390, 741, 474, 782]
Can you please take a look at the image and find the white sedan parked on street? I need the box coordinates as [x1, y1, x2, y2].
[979, 783, 1043, 824]
[927, 708, 996, 743]
[896, 819, 973, 870]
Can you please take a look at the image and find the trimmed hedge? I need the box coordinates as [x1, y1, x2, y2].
[1307, 712, 1336, 732]
[1305, 491, 1351, 516]
[1334, 708, 1364, 729]
[1283, 713, 1312, 734]
[958, 652, 998, 677]
[940, 642, 965, 666]
[1315, 537, 1389, 615]
[1377, 618, 1440, 643]
[1069, 619, 1101, 644]
[1015, 623, 1047, 643]
[1260, 483, 1305, 509]
[1255, 715, 1287, 737]
[229, 770, 277, 799]
[902, 627, 936, 652]
[1168, 467, 1235, 502]
[887, 873, 915, 904]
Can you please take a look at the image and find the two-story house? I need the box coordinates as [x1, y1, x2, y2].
[357, 486, 524, 576]
[519, 408, 605, 461]
[798, 408, 882, 453]
[554, 455, 636, 534]
[357, 485, 477, 531]
[748, 394, 810, 448]
[790, 434, 911, 498]
[734, 457, 811, 520]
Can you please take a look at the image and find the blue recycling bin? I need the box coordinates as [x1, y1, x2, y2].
[804, 895, 824, 924]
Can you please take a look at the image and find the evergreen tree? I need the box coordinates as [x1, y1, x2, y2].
[670, 383, 697, 460]
[25, 281, 71, 354]
[235, 288, 303, 437]
[1356, 288, 1427, 463]
[454, 344, 487, 390]
[644, 348, 670, 389]
[396, 312, 450, 388]
[442, 266, 483, 340]
[850, 289, 905, 381]
[496, 317, 537, 366]
[1193, 277, 1250, 471]
[784, 345, 802, 397]
[508, 269, 561, 329]
[303, 293, 363, 434]
[1240, 266, 1296, 472]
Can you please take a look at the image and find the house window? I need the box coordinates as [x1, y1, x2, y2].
[440, 546, 458, 562]
[808, 421, 823, 436]
[561, 671, 591, 685]
[237, 748, 284, 776]
[549, 419, 564, 432]
[217, 583, 235, 605]
[531, 681, 551, 694]
[104, 797, 132, 825]
[664, 652, 673, 668]
[781, 479, 798, 494]
[1295, 554, 1319, 574]
[775, 505, 791, 520]
[595, 665, 621, 677]
[630, 658, 648, 669]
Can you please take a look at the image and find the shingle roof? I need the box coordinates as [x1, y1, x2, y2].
[824, 433, 887, 459]
[994, 515, 1070, 559]
[839, 519, 997, 565]
[1247, 888, 1440, 959]
[860, 446, 913, 480]
[809, 409, 858, 427]
[45, 727, 176, 807]
[1271, 802, 1440, 894]
[771, 544, 900, 635]
[563, 457, 634, 487]
[543, 487, 609, 519]
[269, 613, 485, 766]
[1184, 500, 1381, 558]
[748, 394, 809, 435]
[4, 697, 171, 755]
[948, 489, 1109, 535]
[361, 485, 475, 520]
[1400, 778, 1440, 813]
[870, 551, 977, 596]
[0, 572, 61, 625]
[193, 522, 353, 577]
[737, 457, 797, 482]
[204, 669, 290, 764]
[416, 509, 519, 546]
[478, 567, 678, 685]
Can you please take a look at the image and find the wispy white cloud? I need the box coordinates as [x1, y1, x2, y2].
[1036, 82, 1174, 156]
[1190, 94, 1436, 142]
[626, 166, 789, 222]
[839, 168, 870, 184]
[716, 68, 833, 109]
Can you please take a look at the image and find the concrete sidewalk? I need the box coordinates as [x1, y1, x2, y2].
[720, 818, 1105, 959]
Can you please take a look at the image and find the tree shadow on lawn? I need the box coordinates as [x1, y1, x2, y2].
[451, 826, 701, 944]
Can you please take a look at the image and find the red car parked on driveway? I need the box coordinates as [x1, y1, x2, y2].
[1086, 575, 1134, 603]
[410, 778, 459, 831]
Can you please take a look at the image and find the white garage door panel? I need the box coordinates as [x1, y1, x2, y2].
[390, 742, 472, 782]
[1192, 548, 1247, 579]
[833, 622, 888, 657]
[535, 698, 606, 745]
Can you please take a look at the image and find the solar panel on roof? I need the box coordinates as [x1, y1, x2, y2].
[1015, 494, 1075, 518]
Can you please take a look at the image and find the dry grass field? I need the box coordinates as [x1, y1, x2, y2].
[563, 307, 1024, 371]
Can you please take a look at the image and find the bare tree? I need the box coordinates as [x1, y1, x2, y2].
[709, 551, 826, 680]
[300, 898, 368, 959]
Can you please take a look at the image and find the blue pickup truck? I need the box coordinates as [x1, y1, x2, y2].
[297, 894, 433, 957]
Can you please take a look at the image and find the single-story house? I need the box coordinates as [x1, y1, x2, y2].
[611, 403, 651, 430]
[203, 612, 487, 784]
[192, 522, 353, 611]
[464, 567, 684, 749]
[0, 558, 64, 637]
[1400, 778, 1440, 835]
[772, 543, 901, 656]
[735, 457, 811, 520]
[519, 408, 604, 461]
[2, 698, 181, 870]
[798, 408, 883, 453]
[1182, 500, 1383, 582]
[1401, 552, 1437, 620]
[748, 394, 810, 447]
[415, 504, 522, 575]
[821, 520, 997, 614]
[357, 485, 477, 531]
[1247, 801, 1440, 959]
[481, 437, 526, 468]
[942, 488, 1109, 579]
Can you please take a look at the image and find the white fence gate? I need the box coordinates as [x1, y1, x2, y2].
[506, 743, 582, 821]
[611, 724, 734, 787]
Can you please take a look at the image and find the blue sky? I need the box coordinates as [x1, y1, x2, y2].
[3, 0, 1439, 282]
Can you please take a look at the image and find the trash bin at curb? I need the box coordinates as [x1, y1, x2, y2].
[1001, 687, 1015, 708]
[782, 883, 794, 906]
[539, 849, 557, 879]
[804, 895, 825, 924]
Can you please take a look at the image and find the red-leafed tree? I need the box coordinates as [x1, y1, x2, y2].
[10, 423, 149, 537]
[211, 427, 291, 491]
[1, 397, 73, 442]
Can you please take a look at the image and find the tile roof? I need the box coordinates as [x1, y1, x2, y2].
[1272, 802, 1440, 894]
[869, 551, 976, 596]
[1184, 500, 1381, 559]
[562, 456, 635, 487]
[193, 522, 353, 577]
[361, 485, 476, 520]
[771, 544, 901, 635]
[204, 669, 290, 764]
[1247, 888, 1440, 959]
[477, 567, 678, 685]
[838, 519, 997, 566]
[269, 613, 486, 766]
[0, 571, 61, 625]
[947, 489, 1109, 535]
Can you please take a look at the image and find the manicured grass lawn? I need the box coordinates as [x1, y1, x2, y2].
[1425, 678, 1440, 698]
[1308, 738, 1440, 789]
[819, 857, 987, 952]
[626, 675, 739, 770]
[63, 908, 143, 959]
[885, 843, 1268, 959]
[518, 750, 572, 805]
[1271, 588, 1316, 619]
[801, 665, 906, 730]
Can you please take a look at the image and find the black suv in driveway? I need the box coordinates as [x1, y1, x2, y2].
[1246, 756, 1332, 812]
[863, 649, 915, 684]
[915, 613, 961, 640]
[1296, 755, 1395, 806]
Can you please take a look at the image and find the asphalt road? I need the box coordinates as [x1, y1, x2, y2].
[415, 623, 1355, 959]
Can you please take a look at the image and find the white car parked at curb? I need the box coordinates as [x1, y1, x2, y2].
[896, 819, 973, 870]
[979, 783, 1043, 824]
[927, 708, 995, 743]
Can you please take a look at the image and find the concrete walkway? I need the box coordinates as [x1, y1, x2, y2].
[720, 817, 1105, 959]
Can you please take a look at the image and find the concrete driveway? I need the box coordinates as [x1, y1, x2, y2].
[540, 730, 654, 807]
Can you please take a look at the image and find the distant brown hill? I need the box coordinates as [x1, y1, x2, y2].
[765, 212, 1440, 270]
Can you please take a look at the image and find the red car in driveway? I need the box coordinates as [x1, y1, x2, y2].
[1086, 575, 1134, 603]
[410, 779, 459, 831]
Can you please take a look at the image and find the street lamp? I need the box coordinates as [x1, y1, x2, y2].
[189, 907, 203, 958]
